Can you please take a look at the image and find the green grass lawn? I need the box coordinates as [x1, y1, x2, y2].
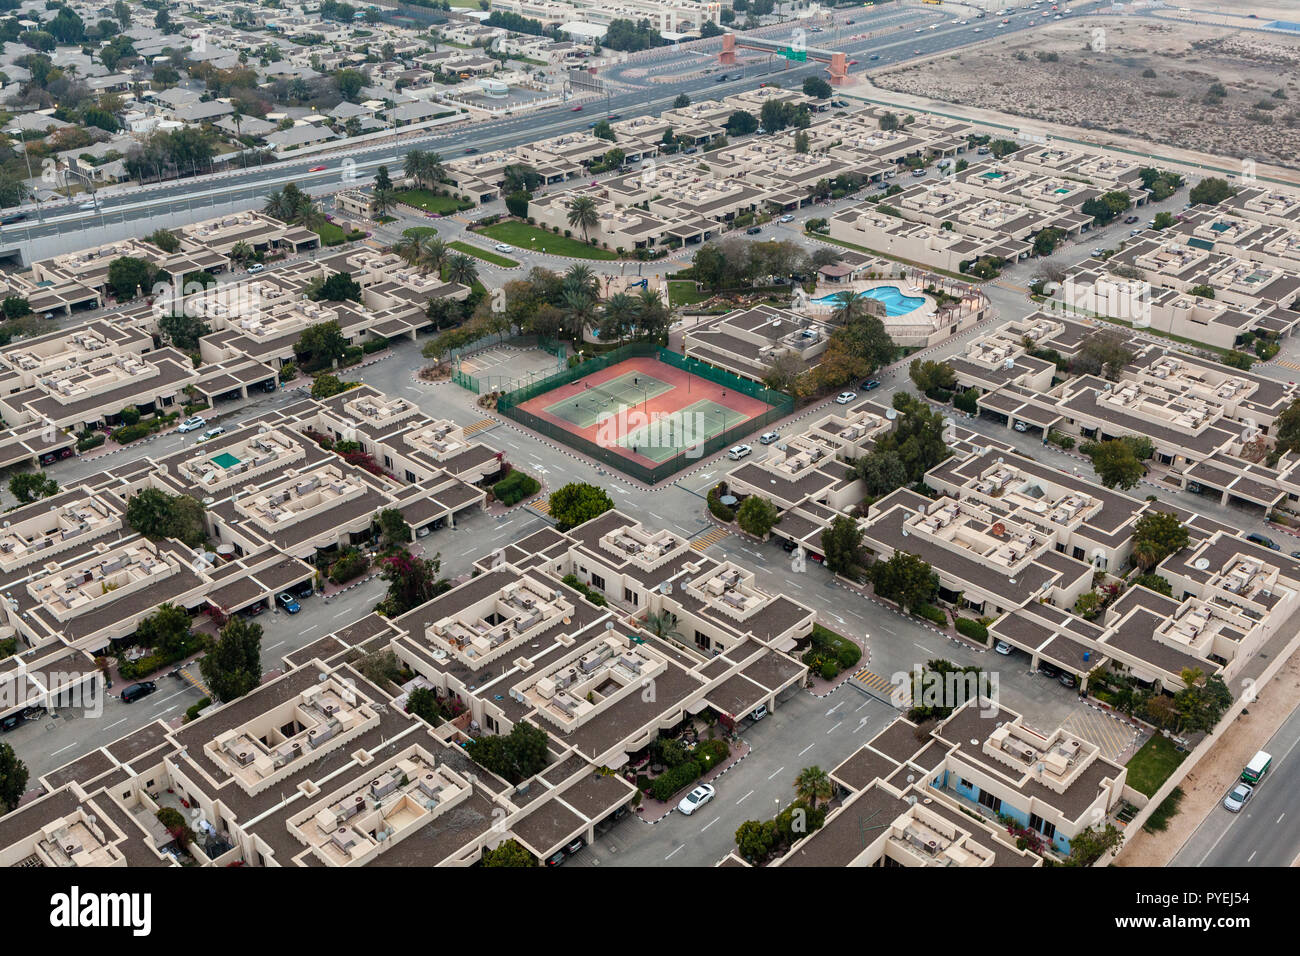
[1126, 733, 1188, 798]
[402, 226, 439, 240]
[394, 190, 473, 215]
[313, 221, 347, 246]
[668, 280, 709, 307]
[474, 222, 619, 260]
[449, 240, 519, 268]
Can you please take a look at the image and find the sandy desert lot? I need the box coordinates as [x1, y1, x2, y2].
[874, 17, 1300, 166]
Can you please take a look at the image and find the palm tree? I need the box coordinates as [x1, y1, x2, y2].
[417, 237, 449, 275]
[600, 292, 637, 345]
[644, 610, 682, 642]
[404, 148, 445, 189]
[831, 289, 863, 326]
[562, 264, 599, 299]
[443, 253, 478, 288]
[561, 287, 597, 342]
[1133, 540, 1163, 572]
[794, 766, 832, 811]
[566, 195, 600, 242]
[635, 287, 669, 342]
[371, 187, 396, 219]
[230, 240, 254, 266]
[392, 233, 426, 267]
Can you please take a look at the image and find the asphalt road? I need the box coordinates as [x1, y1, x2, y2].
[1171, 703, 1300, 867]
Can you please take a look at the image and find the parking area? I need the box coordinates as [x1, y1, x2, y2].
[457, 343, 559, 394]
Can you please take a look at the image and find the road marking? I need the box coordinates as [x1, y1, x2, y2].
[1279, 813, 1287, 824]
[333, 608, 353, 618]
[798, 742, 815, 756]
[1248, 850, 1257, 863]
[156, 706, 178, 716]
[856, 699, 872, 712]
[265, 640, 285, 651]
[826, 702, 843, 715]
[768, 766, 785, 781]
[50, 743, 78, 756]
[665, 845, 684, 860]
[150, 688, 191, 707]
[700, 818, 718, 832]
[827, 721, 843, 734]
[105, 718, 126, 730]
[736, 790, 754, 805]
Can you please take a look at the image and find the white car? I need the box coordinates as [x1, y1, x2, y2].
[727, 444, 752, 461]
[778, 214, 795, 223]
[494, 243, 514, 253]
[994, 641, 1013, 655]
[1013, 420, 1029, 432]
[678, 784, 716, 816]
[759, 431, 780, 444]
[1223, 782, 1253, 812]
[79, 201, 97, 211]
[835, 391, 857, 404]
[198, 426, 226, 442]
[247, 263, 265, 273]
[178, 416, 206, 433]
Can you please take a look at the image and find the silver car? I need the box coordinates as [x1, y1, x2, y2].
[1223, 782, 1253, 812]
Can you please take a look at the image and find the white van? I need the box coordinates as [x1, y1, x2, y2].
[727, 444, 752, 461]
[1242, 750, 1272, 784]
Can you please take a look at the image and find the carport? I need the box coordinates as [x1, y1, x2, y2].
[707, 673, 771, 731]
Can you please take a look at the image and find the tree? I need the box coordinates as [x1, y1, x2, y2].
[47, 8, 86, 44]
[762, 352, 806, 394]
[295, 319, 349, 370]
[592, 119, 615, 141]
[1189, 177, 1236, 207]
[820, 515, 865, 578]
[725, 110, 759, 136]
[1188, 283, 1215, 299]
[1081, 439, 1145, 490]
[644, 610, 683, 641]
[1063, 823, 1124, 866]
[505, 190, 529, 219]
[377, 552, 444, 616]
[1174, 667, 1232, 733]
[598, 292, 638, 345]
[854, 449, 908, 499]
[502, 163, 541, 194]
[1075, 330, 1135, 380]
[8, 472, 58, 505]
[404, 148, 446, 189]
[737, 496, 779, 538]
[310, 373, 355, 399]
[0, 742, 27, 814]
[145, 228, 180, 253]
[483, 839, 537, 867]
[312, 272, 362, 303]
[1081, 190, 1132, 226]
[673, 93, 690, 108]
[869, 551, 939, 612]
[735, 819, 778, 861]
[802, 76, 832, 99]
[114, 0, 131, 29]
[335, 68, 365, 101]
[200, 616, 262, 702]
[444, 253, 478, 288]
[1, 296, 31, 319]
[107, 256, 155, 299]
[1132, 511, 1189, 570]
[136, 603, 193, 655]
[1033, 227, 1066, 257]
[794, 765, 832, 810]
[566, 195, 600, 242]
[908, 359, 956, 394]
[374, 164, 392, 192]
[465, 721, 550, 784]
[125, 489, 206, 547]
[159, 313, 210, 351]
[548, 482, 614, 531]
[375, 507, 411, 547]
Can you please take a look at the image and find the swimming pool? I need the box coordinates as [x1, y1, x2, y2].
[813, 285, 926, 317]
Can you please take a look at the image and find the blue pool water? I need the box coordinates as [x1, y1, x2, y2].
[813, 285, 926, 317]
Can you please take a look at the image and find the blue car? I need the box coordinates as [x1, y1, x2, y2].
[278, 592, 301, 613]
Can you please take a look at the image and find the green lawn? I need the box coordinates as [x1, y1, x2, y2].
[449, 240, 519, 268]
[474, 222, 619, 260]
[668, 280, 709, 307]
[313, 221, 347, 246]
[394, 190, 473, 215]
[1125, 733, 1187, 798]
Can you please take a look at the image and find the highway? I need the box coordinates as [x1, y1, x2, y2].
[0, 1, 1109, 258]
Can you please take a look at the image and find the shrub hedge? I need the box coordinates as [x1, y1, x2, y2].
[955, 617, 989, 643]
[916, 604, 948, 626]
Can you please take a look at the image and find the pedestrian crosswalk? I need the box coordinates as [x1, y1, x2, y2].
[691, 526, 731, 552]
[852, 667, 909, 705]
[462, 418, 497, 438]
[1274, 359, 1300, 373]
[179, 666, 211, 699]
[528, 495, 552, 516]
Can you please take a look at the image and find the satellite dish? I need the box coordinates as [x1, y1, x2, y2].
[1194, 558, 1210, 570]
[901, 528, 909, 537]
[885, 409, 898, 420]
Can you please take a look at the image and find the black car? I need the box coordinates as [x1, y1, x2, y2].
[544, 849, 566, 866]
[464, 146, 479, 154]
[120, 681, 157, 703]
[0, 712, 23, 732]
[1246, 533, 1279, 551]
[291, 581, 315, 599]
[781, 539, 798, 552]
[564, 836, 586, 856]
[1037, 662, 1060, 679]
[860, 379, 880, 391]
[0, 212, 27, 225]
[746, 226, 762, 235]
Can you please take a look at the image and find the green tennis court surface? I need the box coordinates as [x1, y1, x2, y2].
[617, 399, 744, 463]
[211, 452, 241, 469]
[543, 371, 673, 428]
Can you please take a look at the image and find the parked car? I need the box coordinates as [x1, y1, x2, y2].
[749, 704, 768, 722]
[79, 201, 97, 211]
[494, 243, 514, 253]
[564, 836, 586, 855]
[178, 416, 206, 433]
[781, 539, 799, 552]
[1057, 673, 1077, 689]
[861, 379, 880, 391]
[278, 592, 301, 614]
[247, 263, 265, 273]
[778, 214, 795, 223]
[544, 849, 566, 866]
[994, 641, 1013, 655]
[120, 681, 157, 704]
[678, 784, 716, 816]
[836, 391, 857, 404]
[1013, 420, 1029, 432]
[1247, 533, 1280, 551]
[291, 581, 314, 599]
[198, 426, 225, 442]
[745, 226, 762, 235]
[1037, 662, 1060, 679]
[727, 444, 752, 460]
[1090, 247, 1105, 257]
[1124, 215, 1140, 224]
[1223, 782, 1254, 812]
[0, 712, 23, 732]
[759, 431, 780, 444]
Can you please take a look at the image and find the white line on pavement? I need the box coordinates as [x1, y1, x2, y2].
[768, 766, 785, 781]
[736, 790, 754, 805]
[665, 845, 684, 860]
[798, 742, 815, 756]
[150, 689, 191, 708]
[105, 718, 126, 730]
[827, 721, 843, 734]
[701, 818, 717, 832]
[50, 743, 78, 756]
[826, 702, 843, 715]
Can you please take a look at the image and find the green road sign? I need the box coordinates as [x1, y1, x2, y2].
[778, 47, 807, 62]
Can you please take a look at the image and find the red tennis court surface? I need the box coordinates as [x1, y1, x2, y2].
[516, 355, 775, 468]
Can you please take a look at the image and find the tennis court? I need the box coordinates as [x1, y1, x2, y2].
[543, 370, 675, 429]
[514, 353, 778, 473]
